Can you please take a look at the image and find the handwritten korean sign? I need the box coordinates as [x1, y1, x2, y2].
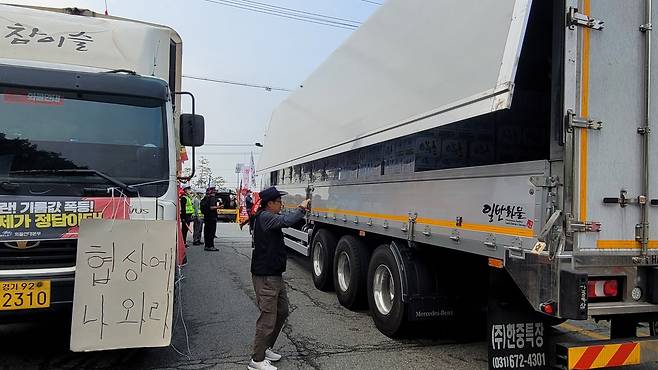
[70, 219, 176, 352]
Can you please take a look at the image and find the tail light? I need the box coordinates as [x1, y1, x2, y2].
[587, 279, 621, 300]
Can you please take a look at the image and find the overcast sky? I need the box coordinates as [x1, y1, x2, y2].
[5, 0, 380, 188]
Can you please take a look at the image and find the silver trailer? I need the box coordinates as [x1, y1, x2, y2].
[259, 0, 658, 367]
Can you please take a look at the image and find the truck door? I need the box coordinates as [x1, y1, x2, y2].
[567, 0, 657, 257]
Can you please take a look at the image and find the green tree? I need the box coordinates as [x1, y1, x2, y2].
[213, 175, 225, 188]
[192, 156, 212, 189]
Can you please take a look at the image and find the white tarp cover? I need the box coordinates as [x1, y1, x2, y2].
[258, 0, 532, 172]
[0, 4, 173, 80]
[70, 219, 176, 352]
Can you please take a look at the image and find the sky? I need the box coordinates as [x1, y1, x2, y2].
[5, 0, 381, 189]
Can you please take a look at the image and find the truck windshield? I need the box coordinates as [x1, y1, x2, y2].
[0, 87, 169, 197]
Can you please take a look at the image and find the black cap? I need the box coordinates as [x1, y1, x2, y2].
[259, 186, 288, 204]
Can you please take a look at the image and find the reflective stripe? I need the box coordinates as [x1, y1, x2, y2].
[596, 240, 658, 249]
[579, 0, 592, 221]
[568, 342, 640, 369]
[313, 207, 534, 238]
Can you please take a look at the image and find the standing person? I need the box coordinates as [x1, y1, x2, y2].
[200, 186, 219, 252]
[248, 187, 309, 370]
[180, 185, 194, 248]
[244, 190, 255, 234]
[192, 190, 203, 246]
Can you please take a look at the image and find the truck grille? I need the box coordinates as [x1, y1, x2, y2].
[0, 240, 77, 269]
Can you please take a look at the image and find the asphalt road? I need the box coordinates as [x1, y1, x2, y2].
[0, 223, 656, 370]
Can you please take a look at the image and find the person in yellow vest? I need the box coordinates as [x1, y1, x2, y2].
[192, 189, 204, 245]
[180, 185, 195, 247]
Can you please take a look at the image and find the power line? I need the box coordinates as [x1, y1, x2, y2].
[202, 0, 358, 29]
[360, 0, 383, 5]
[203, 0, 360, 27]
[200, 0, 358, 30]
[183, 74, 292, 92]
[232, 0, 362, 24]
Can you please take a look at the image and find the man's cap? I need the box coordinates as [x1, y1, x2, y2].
[259, 186, 288, 204]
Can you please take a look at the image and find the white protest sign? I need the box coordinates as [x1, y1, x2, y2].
[70, 219, 177, 352]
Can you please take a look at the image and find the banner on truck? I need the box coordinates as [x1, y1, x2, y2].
[70, 219, 176, 351]
[0, 196, 131, 242]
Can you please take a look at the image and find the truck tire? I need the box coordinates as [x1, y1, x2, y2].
[333, 235, 371, 309]
[367, 244, 406, 337]
[311, 229, 337, 291]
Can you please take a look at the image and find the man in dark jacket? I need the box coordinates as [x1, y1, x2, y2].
[248, 187, 309, 370]
[200, 186, 219, 252]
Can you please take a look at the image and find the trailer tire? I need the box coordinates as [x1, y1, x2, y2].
[367, 244, 406, 337]
[311, 229, 337, 291]
[333, 235, 370, 309]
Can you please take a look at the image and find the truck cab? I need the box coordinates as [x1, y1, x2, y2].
[0, 5, 203, 323]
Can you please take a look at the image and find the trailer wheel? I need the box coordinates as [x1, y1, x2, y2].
[333, 235, 370, 309]
[367, 244, 406, 337]
[311, 229, 337, 291]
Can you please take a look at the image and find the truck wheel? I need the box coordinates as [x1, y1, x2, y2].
[311, 229, 337, 291]
[333, 235, 371, 309]
[367, 244, 406, 337]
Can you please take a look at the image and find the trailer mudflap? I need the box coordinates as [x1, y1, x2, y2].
[556, 337, 658, 369]
[559, 269, 588, 320]
[645, 267, 658, 304]
[488, 267, 551, 369]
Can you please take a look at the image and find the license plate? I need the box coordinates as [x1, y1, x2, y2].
[0, 280, 50, 310]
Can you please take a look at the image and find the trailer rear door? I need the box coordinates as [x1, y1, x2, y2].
[569, 0, 657, 256]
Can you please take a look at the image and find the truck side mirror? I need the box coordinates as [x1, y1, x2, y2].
[180, 113, 205, 147]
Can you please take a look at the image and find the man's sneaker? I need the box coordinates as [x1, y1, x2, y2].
[248, 358, 276, 370]
[205, 247, 219, 252]
[265, 348, 282, 362]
